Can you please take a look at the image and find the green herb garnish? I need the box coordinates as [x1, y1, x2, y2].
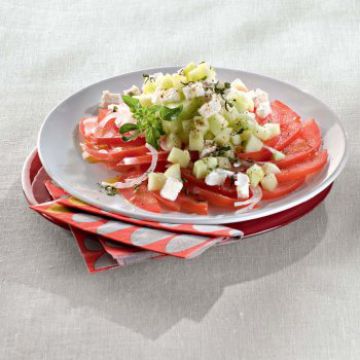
[120, 95, 183, 149]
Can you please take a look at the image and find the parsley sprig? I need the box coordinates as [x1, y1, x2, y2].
[119, 95, 183, 149]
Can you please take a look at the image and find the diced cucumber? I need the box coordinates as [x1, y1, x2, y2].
[262, 162, 281, 175]
[164, 163, 181, 180]
[244, 134, 263, 152]
[172, 74, 187, 90]
[138, 94, 153, 107]
[204, 131, 215, 140]
[209, 114, 228, 136]
[231, 134, 242, 146]
[231, 78, 248, 92]
[246, 164, 265, 187]
[202, 156, 218, 170]
[189, 130, 204, 151]
[161, 118, 180, 134]
[193, 116, 209, 134]
[181, 119, 192, 134]
[165, 133, 182, 149]
[167, 147, 190, 168]
[226, 90, 254, 112]
[178, 98, 204, 121]
[193, 159, 208, 179]
[143, 81, 157, 94]
[214, 128, 232, 146]
[271, 149, 285, 161]
[254, 123, 281, 141]
[186, 63, 214, 82]
[261, 173, 278, 191]
[157, 74, 174, 89]
[183, 62, 197, 77]
[147, 172, 166, 191]
[217, 157, 232, 169]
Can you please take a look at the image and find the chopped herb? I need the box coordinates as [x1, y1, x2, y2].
[99, 183, 118, 196]
[119, 123, 138, 134]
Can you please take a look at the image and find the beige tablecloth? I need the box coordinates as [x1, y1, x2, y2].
[1, 1, 359, 359]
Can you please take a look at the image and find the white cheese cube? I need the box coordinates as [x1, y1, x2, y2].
[205, 169, 234, 186]
[182, 82, 205, 100]
[256, 101, 272, 119]
[160, 177, 183, 201]
[101, 90, 122, 105]
[234, 172, 250, 199]
[198, 95, 222, 118]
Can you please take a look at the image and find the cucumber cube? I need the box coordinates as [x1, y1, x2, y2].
[183, 62, 197, 77]
[189, 130, 204, 151]
[246, 164, 265, 187]
[244, 134, 263, 152]
[157, 74, 174, 89]
[231, 134, 242, 145]
[202, 156, 218, 170]
[261, 173, 278, 191]
[262, 162, 281, 175]
[165, 133, 182, 150]
[217, 157, 232, 169]
[164, 163, 181, 180]
[167, 147, 190, 168]
[143, 81, 157, 94]
[193, 159, 208, 179]
[194, 116, 209, 134]
[147, 172, 167, 191]
[214, 128, 232, 146]
[226, 90, 254, 112]
[209, 114, 228, 135]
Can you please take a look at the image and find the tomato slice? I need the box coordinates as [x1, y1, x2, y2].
[262, 179, 305, 200]
[276, 151, 328, 182]
[237, 148, 271, 161]
[177, 194, 209, 215]
[152, 192, 182, 212]
[185, 185, 237, 208]
[276, 119, 322, 168]
[94, 136, 145, 147]
[119, 184, 161, 213]
[98, 108, 111, 122]
[181, 169, 237, 197]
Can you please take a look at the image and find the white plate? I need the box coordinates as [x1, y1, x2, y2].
[38, 67, 348, 224]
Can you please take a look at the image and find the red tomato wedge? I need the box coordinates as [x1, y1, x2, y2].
[276, 151, 328, 182]
[181, 169, 237, 197]
[152, 192, 181, 212]
[262, 179, 305, 200]
[94, 136, 145, 147]
[186, 185, 237, 208]
[177, 194, 209, 215]
[276, 119, 322, 168]
[119, 184, 161, 213]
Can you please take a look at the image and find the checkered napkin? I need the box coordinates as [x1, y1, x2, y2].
[31, 179, 244, 272]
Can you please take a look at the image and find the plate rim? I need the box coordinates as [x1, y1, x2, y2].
[37, 66, 349, 224]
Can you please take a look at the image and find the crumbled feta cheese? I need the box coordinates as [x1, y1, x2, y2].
[198, 95, 221, 118]
[235, 172, 250, 199]
[205, 169, 234, 186]
[256, 101, 272, 119]
[182, 82, 205, 100]
[152, 88, 180, 104]
[231, 78, 248, 92]
[247, 88, 269, 105]
[200, 141, 217, 158]
[101, 90, 121, 105]
[123, 85, 141, 96]
[160, 177, 183, 201]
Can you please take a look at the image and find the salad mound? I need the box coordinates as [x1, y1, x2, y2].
[79, 62, 328, 215]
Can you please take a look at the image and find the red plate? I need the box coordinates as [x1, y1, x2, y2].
[22, 149, 333, 237]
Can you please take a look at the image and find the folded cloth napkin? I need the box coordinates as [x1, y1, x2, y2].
[30, 180, 244, 272]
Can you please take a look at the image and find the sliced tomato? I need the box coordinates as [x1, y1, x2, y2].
[106, 146, 148, 162]
[262, 179, 305, 200]
[177, 194, 209, 215]
[237, 148, 272, 161]
[181, 169, 237, 197]
[94, 136, 145, 147]
[152, 192, 182, 212]
[185, 185, 237, 208]
[276, 151, 328, 182]
[119, 184, 161, 213]
[276, 119, 322, 168]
